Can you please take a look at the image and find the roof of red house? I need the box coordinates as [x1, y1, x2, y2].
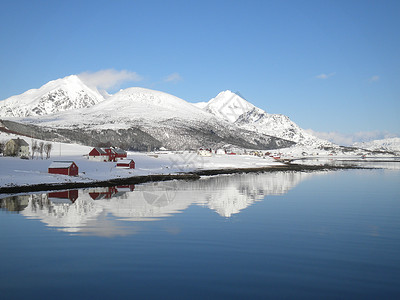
[49, 161, 77, 169]
[91, 147, 108, 155]
[112, 148, 127, 154]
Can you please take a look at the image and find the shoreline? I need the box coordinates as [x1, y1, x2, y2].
[0, 164, 369, 195]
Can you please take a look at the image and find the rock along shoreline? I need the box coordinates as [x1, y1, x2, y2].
[0, 164, 367, 195]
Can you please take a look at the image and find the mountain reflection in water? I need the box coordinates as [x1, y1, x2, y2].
[1, 171, 315, 235]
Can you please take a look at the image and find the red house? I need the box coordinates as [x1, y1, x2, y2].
[113, 148, 127, 160]
[88, 147, 127, 162]
[116, 159, 135, 169]
[88, 147, 109, 161]
[48, 161, 79, 176]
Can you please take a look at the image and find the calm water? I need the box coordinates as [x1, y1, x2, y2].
[1, 169, 399, 299]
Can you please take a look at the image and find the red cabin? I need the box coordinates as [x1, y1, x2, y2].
[113, 148, 128, 160]
[48, 161, 79, 176]
[116, 159, 135, 169]
[88, 147, 109, 161]
[88, 147, 127, 162]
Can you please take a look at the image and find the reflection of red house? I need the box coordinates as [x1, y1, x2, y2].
[48, 161, 79, 176]
[89, 185, 135, 199]
[116, 185, 135, 191]
[89, 186, 118, 200]
[116, 159, 135, 169]
[88, 147, 127, 162]
[48, 190, 79, 203]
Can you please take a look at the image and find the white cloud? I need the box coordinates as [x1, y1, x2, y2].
[369, 75, 379, 82]
[306, 129, 397, 146]
[164, 72, 182, 83]
[315, 72, 335, 79]
[78, 69, 142, 91]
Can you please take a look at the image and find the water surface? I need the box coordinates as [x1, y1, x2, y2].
[1, 169, 399, 299]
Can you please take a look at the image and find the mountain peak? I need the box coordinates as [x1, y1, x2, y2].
[0, 75, 105, 118]
[204, 90, 256, 123]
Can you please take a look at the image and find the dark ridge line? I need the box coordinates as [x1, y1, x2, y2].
[0, 164, 369, 195]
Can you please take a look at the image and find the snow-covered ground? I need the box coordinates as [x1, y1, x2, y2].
[0, 145, 283, 188]
[1, 130, 399, 190]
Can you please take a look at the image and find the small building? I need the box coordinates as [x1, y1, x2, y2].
[88, 147, 109, 161]
[88, 147, 127, 162]
[4, 138, 30, 158]
[113, 148, 127, 160]
[116, 159, 135, 169]
[197, 149, 212, 157]
[48, 161, 79, 176]
[215, 149, 226, 155]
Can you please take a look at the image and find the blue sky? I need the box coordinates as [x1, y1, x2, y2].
[1, 0, 399, 144]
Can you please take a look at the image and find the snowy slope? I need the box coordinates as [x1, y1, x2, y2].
[199, 90, 333, 147]
[353, 137, 400, 152]
[0, 75, 104, 117]
[88, 87, 213, 123]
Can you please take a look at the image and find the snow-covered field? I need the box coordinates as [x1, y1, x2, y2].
[1, 130, 399, 190]
[0, 146, 283, 189]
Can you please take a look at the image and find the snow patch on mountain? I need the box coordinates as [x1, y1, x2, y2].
[0, 75, 104, 117]
[353, 137, 400, 152]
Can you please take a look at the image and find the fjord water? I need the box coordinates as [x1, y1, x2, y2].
[1, 169, 399, 299]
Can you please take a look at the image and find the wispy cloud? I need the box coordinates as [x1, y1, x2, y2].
[369, 75, 379, 82]
[164, 72, 182, 83]
[306, 129, 397, 146]
[315, 72, 336, 79]
[78, 69, 142, 90]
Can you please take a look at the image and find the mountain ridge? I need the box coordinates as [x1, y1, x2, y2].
[0, 76, 327, 150]
[197, 90, 333, 147]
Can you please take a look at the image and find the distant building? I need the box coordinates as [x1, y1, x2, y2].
[116, 159, 135, 169]
[88, 147, 109, 161]
[215, 149, 226, 155]
[88, 147, 127, 162]
[197, 149, 212, 157]
[48, 161, 79, 176]
[4, 138, 30, 158]
[113, 148, 128, 160]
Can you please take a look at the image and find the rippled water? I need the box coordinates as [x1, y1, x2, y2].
[1, 169, 399, 299]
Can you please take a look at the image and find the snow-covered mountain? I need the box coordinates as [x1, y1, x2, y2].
[353, 137, 400, 153]
[0, 75, 330, 150]
[4, 86, 293, 150]
[0, 75, 104, 117]
[198, 90, 332, 147]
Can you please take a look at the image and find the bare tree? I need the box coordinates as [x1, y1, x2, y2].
[38, 142, 44, 160]
[44, 143, 52, 159]
[31, 140, 38, 159]
[0, 141, 4, 155]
